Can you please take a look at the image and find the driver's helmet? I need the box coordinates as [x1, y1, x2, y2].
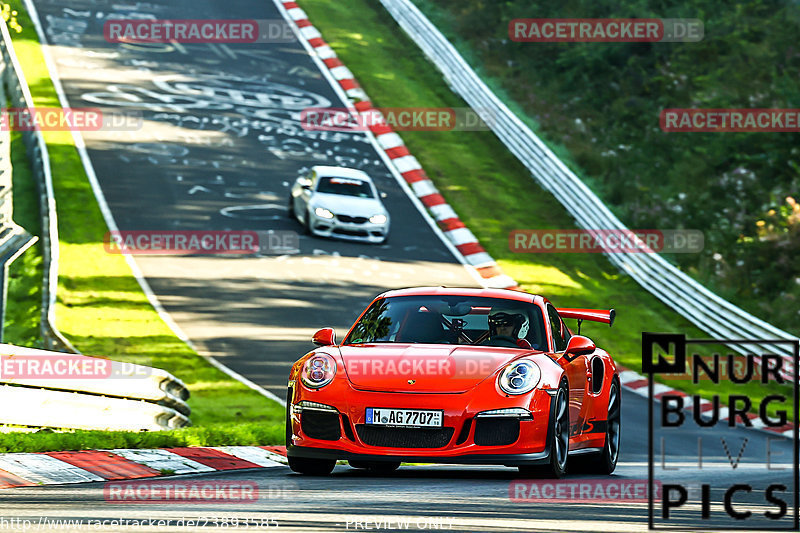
[488, 308, 529, 340]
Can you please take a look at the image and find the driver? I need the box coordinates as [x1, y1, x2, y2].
[487, 308, 532, 349]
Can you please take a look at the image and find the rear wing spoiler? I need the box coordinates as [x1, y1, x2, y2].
[557, 308, 616, 334]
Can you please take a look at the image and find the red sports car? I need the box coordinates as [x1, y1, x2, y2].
[286, 287, 620, 477]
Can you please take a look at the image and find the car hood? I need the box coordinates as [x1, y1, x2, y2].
[338, 343, 543, 393]
[311, 193, 385, 217]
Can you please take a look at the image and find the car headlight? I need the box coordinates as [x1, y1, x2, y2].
[314, 207, 335, 219]
[301, 353, 337, 389]
[369, 214, 387, 224]
[498, 360, 541, 395]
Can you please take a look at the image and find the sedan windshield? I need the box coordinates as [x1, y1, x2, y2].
[344, 295, 547, 350]
[316, 176, 375, 198]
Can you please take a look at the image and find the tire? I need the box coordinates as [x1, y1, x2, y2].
[349, 460, 401, 473]
[303, 208, 312, 235]
[519, 378, 569, 478]
[287, 194, 295, 219]
[576, 379, 621, 475]
[288, 456, 336, 476]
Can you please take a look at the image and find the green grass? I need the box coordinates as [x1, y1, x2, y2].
[4, 129, 43, 347]
[0, 422, 283, 453]
[296, 0, 791, 419]
[1, 1, 284, 452]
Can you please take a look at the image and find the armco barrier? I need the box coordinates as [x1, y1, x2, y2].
[0, 344, 191, 431]
[379, 0, 799, 369]
[0, 385, 188, 431]
[0, 17, 74, 352]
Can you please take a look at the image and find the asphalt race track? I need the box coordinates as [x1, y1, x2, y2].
[1, 392, 795, 531]
[5, 0, 796, 531]
[29, 0, 477, 398]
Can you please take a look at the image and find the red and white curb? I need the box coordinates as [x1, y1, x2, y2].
[618, 367, 794, 437]
[276, 0, 517, 291]
[0, 446, 287, 489]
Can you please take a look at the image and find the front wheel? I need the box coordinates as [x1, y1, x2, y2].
[288, 456, 335, 476]
[519, 378, 569, 478]
[286, 194, 295, 219]
[303, 208, 313, 235]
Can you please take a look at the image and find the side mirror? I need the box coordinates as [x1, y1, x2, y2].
[312, 327, 336, 346]
[564, 335, 596, 357]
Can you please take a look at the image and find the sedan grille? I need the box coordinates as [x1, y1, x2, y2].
[355, 425, 454, 448]
[336, 214, 368, 224]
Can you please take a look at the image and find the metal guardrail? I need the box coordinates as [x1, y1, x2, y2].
[0, 17, 73, 352]
[0, 344, 191, 431]
[0, 385, 188, 431]
[381, 0, 799, 370]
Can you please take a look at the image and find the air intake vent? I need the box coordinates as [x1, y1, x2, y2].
[474, 418, 520, 446]
[301, 410, 341, 441]
[356, 425, 454, 448]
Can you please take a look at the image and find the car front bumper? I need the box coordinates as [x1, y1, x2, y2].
[286, 380, 556, 465]
[308, 213, 389, 243]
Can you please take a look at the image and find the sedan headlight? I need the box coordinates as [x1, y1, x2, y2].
[314, 207, 335, 219]
[369, 214, 388, 224]
[498, 360, 541, 395]
[301, 353, 337, 389]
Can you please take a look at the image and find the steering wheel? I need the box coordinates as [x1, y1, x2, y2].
[480, 335, 520, 348]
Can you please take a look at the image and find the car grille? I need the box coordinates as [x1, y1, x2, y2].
[356, 425, 455, 448]
[301, 410, 341, 441]
[474, 418, 520, 446]
[333, 228, 369, 237]
[336, 214, 368, 224]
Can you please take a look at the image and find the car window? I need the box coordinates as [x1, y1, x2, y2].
[315, 176, 375, 198]
[344, 295, 546, 349]
[547, 304, 568, 352]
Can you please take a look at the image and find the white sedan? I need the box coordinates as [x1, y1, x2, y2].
[288, 166, 390, 244]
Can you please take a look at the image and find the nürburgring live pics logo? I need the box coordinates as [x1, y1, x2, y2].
[643, 332, 799, 530]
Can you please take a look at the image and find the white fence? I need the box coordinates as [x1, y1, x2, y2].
[381, 0, 799, 371]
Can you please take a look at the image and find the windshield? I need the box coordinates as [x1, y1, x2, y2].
[316, 176, 375, 198]
[344, 295, 547, 350]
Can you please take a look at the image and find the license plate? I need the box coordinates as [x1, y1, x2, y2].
[366, 408, 443, 427]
